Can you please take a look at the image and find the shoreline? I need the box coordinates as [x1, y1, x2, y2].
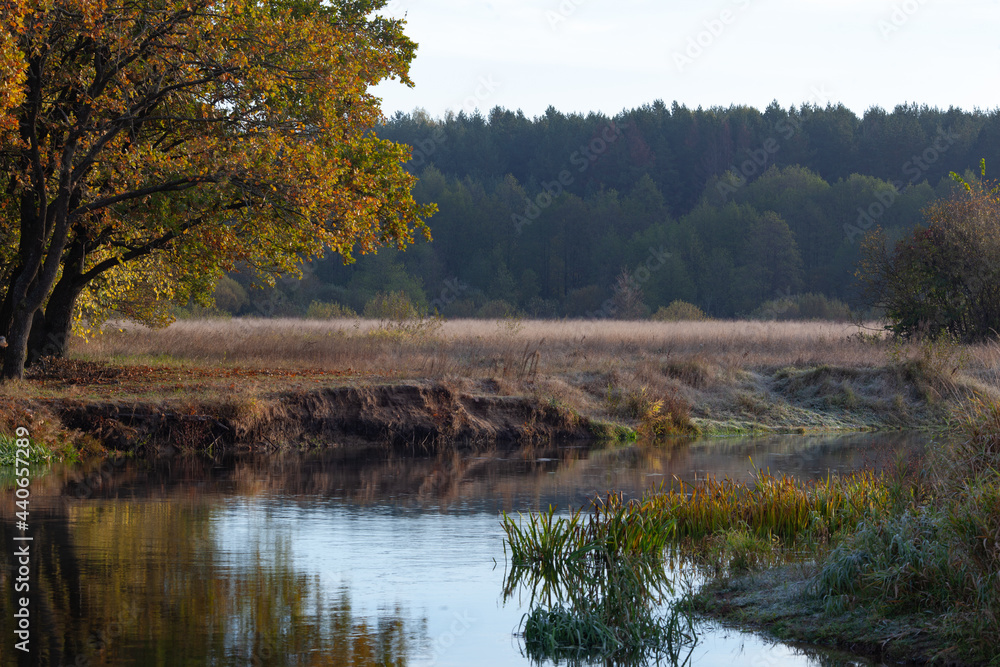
[1, 361, 985, 663]
[1, 320, 994, 663]
[4, 317, 989, 457]
[49, 382, 595, 454]
[689, 565, 960, 665]
[0, 359, 966, 458]
[0, 352, 980, 459]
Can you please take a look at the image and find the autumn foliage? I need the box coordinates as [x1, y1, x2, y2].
[857, 168, 1000, 341]
[0, 0, 434, 379]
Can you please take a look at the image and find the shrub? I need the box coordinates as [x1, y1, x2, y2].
[362, 290, 423, 321]
[856, 167, 1000, 341]
[213, 276, 248, 314]
[305, 301, 357, 319]
[476, 299, 519, 319]
[651, 301, 708, 322]
[610, 269, 649, 320]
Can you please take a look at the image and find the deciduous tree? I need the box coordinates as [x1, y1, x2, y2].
[857, 164, 1000, 341]
[0, 0, 434, 379]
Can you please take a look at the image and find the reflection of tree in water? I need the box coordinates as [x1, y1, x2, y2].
[0, 497, 423, 666]
[12, 430, 930, 515]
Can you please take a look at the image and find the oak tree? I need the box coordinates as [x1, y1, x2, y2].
[0, 0, 434, 378]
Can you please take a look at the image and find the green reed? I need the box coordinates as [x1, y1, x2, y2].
[500, 468, 903, 662]
[648, 468, 895, 545]
[502, 493, 695, 664]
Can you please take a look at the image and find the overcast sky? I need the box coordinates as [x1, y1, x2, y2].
[371, 0, 1000, 120]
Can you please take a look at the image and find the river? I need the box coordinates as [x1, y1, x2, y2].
[1, 432, 924, 666]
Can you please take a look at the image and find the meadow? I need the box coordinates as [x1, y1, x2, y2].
[65, 317, 1000, 434]
[8, 316, 1000, 661]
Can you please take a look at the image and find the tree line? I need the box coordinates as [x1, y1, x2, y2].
[231, 102, 995, 320]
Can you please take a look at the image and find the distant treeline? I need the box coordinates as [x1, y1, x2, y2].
[220, 102, 999, 319]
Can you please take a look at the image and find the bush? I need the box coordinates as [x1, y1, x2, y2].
[362, 290, 423, 321]
[476, 299, 519, 319]
[652, 301, 709, 322]
[213, 276, 248, 314]
[857, 168, 1000, 341]
[305, 301, 357, 319]
[750, 292, 852, 321]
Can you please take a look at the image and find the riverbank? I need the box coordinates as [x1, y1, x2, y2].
[686, 399, 1000, 665]
[689, 565, 956, 664]
[4, 318, 999, 663]
[1, 318, 998, 456]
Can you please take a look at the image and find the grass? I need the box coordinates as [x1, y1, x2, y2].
[3, 317, 1000, 458]
[499, 467, 904, 662]
[77, 318, 908, 371]
[500, 419, 965, 662]
[796, 396, 1000, 663]
[0, 433, 56, 466]
[502, 493, 696, 663]
[650, 468, 898, 544]
[66, 318, 1000, 431]
[679, 396, 1000, 664]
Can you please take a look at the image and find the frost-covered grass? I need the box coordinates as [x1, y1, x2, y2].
[807, 397, 1000, 663]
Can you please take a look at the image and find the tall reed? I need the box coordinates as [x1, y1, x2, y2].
[502, 493, 695, 663]
[649, 469, 895, 544]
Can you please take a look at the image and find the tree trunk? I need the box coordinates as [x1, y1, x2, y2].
[26, 238, 87, 364]
[26, 309, 49, 367]
[1, 221, 75, 379]
[2, 302, 37, 380]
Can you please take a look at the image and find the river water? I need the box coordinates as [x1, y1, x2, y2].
[1, 432, 925, 666]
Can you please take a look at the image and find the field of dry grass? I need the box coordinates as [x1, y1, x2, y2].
[60, 317, 1000, 435]
[73, 317, 959, 372]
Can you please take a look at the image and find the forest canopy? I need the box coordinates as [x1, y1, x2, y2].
[234, 101, 995, 321]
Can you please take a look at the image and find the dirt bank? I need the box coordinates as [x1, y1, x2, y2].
[42, 382, 593, 453]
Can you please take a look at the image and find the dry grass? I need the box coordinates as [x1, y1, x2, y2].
[77, 318, 897, 373]
[55, 317, 1000, 434]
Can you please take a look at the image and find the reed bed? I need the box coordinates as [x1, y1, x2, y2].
[502, 492, 694, 662]
[501, 468, 922, 660]
[651, 469, 896, 544]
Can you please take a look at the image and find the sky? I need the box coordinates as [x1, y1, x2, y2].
[371, 0, 1000, 120]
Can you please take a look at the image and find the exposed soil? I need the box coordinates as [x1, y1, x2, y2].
[15, 359, 593, 453]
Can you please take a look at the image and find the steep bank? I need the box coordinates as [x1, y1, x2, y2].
[1, 326, 995, 456]
[43, 382, 592, 453]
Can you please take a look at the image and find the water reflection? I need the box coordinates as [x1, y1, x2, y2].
[0, 433, 923, 666]
[1, 494, 423, 666]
